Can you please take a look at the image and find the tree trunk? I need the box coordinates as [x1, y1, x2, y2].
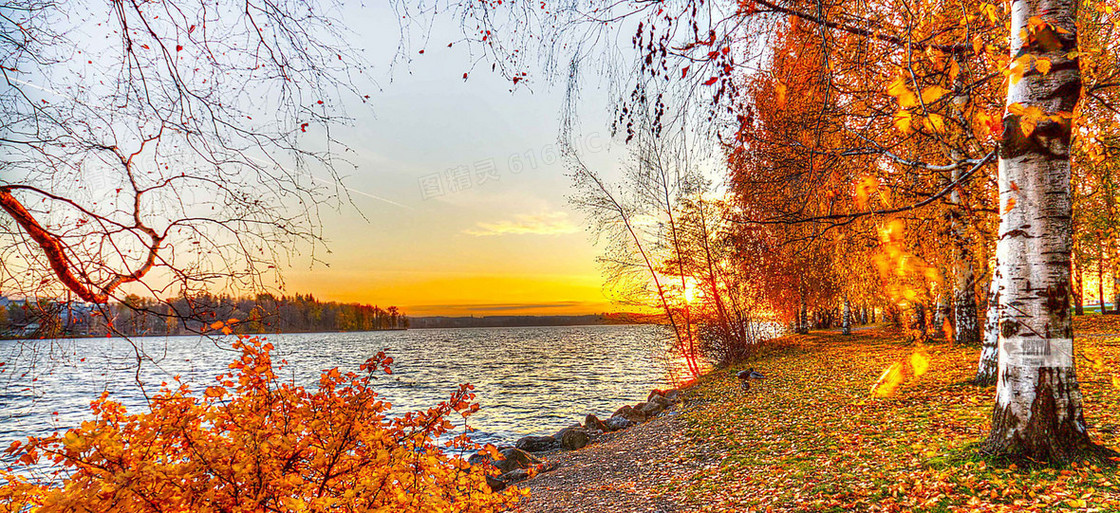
[1099, 243, 1106, 314]
[951, 165, 981, 345]
[912, 303, 927, 339]
[797, 292, 808, 334]
[1114, 260, 1119, 314]
[931, 295, 943, 337]
[976, 271, 1000, 386]
[984, 0, 1108, 463]
[842, 296, 852, 335]
[1073, 260, 1084, 316]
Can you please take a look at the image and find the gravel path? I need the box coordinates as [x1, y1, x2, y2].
[518, 409, 701, 513]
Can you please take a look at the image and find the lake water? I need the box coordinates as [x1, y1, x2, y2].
[0, 325, 685, 457]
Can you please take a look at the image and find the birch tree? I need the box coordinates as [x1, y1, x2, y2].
[975, 271, 1000, 385]
[983, 0, 1111, 462]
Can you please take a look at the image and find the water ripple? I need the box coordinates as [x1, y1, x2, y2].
[0, 325, 677, 458]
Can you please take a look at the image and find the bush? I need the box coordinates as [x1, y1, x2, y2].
[0, 332, 524, 512]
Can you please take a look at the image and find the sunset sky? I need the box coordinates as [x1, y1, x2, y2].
[281, 6, 625, 316]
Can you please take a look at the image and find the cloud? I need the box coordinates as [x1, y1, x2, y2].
[464, 211, 580, 236]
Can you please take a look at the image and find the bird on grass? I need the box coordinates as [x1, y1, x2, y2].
[737, 368, 764, 391]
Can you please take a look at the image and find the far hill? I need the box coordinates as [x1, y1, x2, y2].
[409, 312, 661, 329]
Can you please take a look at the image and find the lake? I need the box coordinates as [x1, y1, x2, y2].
[0, 325, 686, 456]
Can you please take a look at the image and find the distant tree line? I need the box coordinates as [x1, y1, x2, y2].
[0, 293, 407, 339]
[407, 312, 657, 329]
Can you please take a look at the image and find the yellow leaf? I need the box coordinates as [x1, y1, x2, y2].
[775, 82, 788, 106]
[981, 3, 999, 23]
[920, 85, 949, 104]
[1035, 58, 1051, 75]
[926, 113, 946, 132]
[893, 109, 913, 134]
[854, 176, 879, 209]
[1004, 197, 1016, 213]
[910, 350, 931, 376]
[1009, 58, 1027, 84]
[888, 77, 917, 108]
[1112, 375, 1120, 388]
[871, 363, 907, 397]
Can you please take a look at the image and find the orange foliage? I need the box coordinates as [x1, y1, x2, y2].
[0, 335, 524, 512]
[870, 347, 931, 397]
[872, 219, 941, 306]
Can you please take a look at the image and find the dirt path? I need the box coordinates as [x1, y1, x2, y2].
[518, 410, 702, 513]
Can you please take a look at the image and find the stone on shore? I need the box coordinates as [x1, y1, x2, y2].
[486, 474, 506, 492]
[468, 452, 493, 466]
[584, 413, 609, 432]
[500, 468, 531, 484]
[613, 404, 646, 423]
[516, 435, 558, 452]
[495, 447, 542, 473]
[557, 427, 590, 450]
[638, 400, 665, 417]
[604, 416, 635, 431]
[649, 394, 672, 410]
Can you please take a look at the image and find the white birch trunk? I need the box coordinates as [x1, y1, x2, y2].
[976, 272, 1000, 385]
[951, 166, 981, 345]
[842, 296, 851, 335]
[985, 0, 1104, 462]
[1113, 264, 1119, 313]
[931, 294, 943, 332]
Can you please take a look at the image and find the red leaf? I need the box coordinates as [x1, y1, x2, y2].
[682, 66, 690, 78]
[704, 77, 718, 86]
[176, 45, 183, 52]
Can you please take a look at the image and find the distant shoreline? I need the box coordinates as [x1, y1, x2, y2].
[0, 317, 665, 341]
[408, 313, 661, 329]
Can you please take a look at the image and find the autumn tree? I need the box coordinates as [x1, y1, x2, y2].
[0, 334, 525, 511]
[430, 0, 1120, 463]
[980, 0, 1114, 463]
[0, 0, 368, 328]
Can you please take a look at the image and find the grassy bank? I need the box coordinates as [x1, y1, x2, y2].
[662, 320, 1120, 512]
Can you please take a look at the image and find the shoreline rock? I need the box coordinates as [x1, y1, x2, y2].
[516, 435, 559, 452]
[474, 385, 688, 491]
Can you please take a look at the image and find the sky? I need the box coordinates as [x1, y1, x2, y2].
[278, 5, 628, 317]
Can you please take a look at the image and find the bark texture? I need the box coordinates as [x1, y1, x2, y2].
[984, 0, 1107, 463]
[951, 166, 981, 346]
[842, 297, 852, 335]
[976, 274, 1000, 386]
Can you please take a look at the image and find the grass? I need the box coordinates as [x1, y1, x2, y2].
[669, 318, 1120, 512]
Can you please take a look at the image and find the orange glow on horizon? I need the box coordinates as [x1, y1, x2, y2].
[283, 270, 615, 317]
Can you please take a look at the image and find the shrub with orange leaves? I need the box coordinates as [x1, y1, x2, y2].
[0, 335, 525, 512]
